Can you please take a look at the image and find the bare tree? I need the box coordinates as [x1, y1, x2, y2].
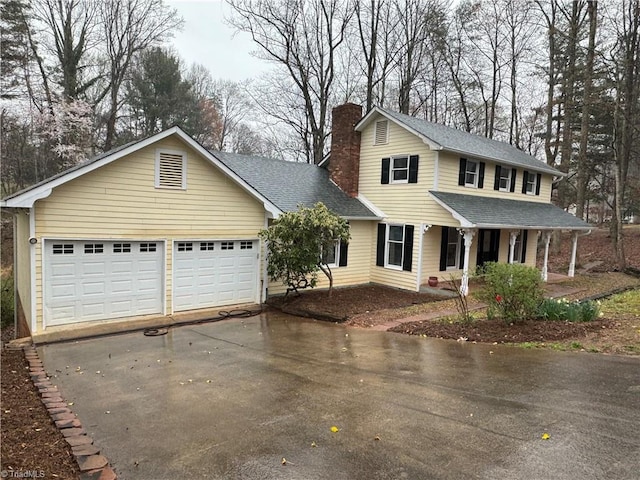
[575, 0, 598, 219]
[98, 0, 183, 149]
[33, 0, 99, 100]
[227, 0, 354, 164]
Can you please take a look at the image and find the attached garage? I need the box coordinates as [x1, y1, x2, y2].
[172, 239, 259, 311]
[44, 240, 164, 326]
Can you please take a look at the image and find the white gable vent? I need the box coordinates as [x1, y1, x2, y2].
[374, 119, 389, 145]
[155, 150, 186, 189]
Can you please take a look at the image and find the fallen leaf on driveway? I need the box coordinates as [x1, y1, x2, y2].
[330, 426, 339, 433]
[281, 457, 287, 465]
[541, 433, 550, 440]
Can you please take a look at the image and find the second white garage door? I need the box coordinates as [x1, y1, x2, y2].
[172, 240, 259, 311]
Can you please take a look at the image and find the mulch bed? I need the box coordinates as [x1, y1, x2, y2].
[1, 346, 81, 479]
[267, 284, 446, 321]
[388, 317, 616, 343]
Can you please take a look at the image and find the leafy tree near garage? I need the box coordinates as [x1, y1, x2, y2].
[259, 203, 350, 297]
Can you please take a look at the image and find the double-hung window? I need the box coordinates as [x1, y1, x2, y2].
[446, 227, 462, 269]
[458, 158, 484, 188]
[391, 156, 409, 183]
[387, 225, 405, 267]
[525, 172, 537, 194]
[499, 167, 512, 191]
[376, 224, 414, 271]
[465, 161, 479, 187]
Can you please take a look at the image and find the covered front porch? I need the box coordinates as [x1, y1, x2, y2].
[421, 192, 592, 295]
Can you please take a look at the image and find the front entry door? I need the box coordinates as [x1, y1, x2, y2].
[477, 229, 500, 267]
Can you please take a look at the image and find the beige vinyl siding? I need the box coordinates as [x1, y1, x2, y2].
[419, 226, 479, 284]
[33, 136, 265, 332]
[437, 152, 553, 202]
[267, 220, 374, 295]
[15, 211, 32, 331]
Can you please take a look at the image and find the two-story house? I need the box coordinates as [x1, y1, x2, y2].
[2, 103, 590, 339]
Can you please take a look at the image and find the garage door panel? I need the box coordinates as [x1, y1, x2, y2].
[45, 240, 163, 326]
[173, 239, 258, 311]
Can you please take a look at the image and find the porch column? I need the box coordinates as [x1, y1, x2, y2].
[540, 230, 552, 282]
[459, 228, 476, 296]
[568, 231, 579, 278]
[508, 230, 520, 264]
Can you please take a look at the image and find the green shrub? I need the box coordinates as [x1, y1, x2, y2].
[537, 297, 600, 322]
[1, 273, 14, 328]
[477, 262, 544, 323]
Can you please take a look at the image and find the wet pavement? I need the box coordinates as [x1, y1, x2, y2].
[39, 312, 640, 480]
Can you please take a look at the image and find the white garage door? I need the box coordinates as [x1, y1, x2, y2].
[173, 240, 259, 311]
[44, 240, 163, 326]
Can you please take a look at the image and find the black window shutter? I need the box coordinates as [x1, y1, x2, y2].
[376, 224, 386, 266]
[408, 155, 419, 183]
[459, 233, 466, 268]
[510, 168, 517, 192]
[535, 173, 542, 195]
[494, 165, 501, 190]
[381, 158, 390, 184]
[402, 225, 414, 272]
[522, 170, 529, 194]
[478, 162, 485, 188]
[338, 240, 348, 267]
[521, 230, 528, 263]
[458, 158, 467, 186]
[439, 227, 449, 271]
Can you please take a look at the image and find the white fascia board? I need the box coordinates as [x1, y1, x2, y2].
[428, 192, 474, 228]
[354, 107, 443, 151]
[356, 194, 386, 219]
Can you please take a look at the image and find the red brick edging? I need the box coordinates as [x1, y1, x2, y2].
[20, 345, 117, 480]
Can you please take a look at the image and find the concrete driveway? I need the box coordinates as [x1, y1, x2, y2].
[39, 312, 640, 480]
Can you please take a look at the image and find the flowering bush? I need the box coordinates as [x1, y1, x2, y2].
[477, 262, 544, 323]
[537, 298, 601, 322]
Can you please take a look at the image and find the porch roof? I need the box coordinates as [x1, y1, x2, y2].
[429, 191, 592, 230]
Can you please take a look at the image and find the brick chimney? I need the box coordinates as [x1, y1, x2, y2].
[329, 103, 362, 198]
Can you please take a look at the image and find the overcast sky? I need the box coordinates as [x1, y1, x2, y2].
[167, 0, 268, 81]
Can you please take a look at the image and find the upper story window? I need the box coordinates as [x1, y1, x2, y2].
[374, 120, 389, 145]
[391, 156, 409, 183]
[155, 149, 187, 189]
[522, 170, 541, 196]
[458, 158, 485, 189]
[498, 167, 512, 191]
[381, 155, 419, 184]
[465, 161, 479, 187]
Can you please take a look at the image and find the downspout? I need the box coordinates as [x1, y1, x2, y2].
[11, 211, 18, 340]
[29, 207, 36, 333]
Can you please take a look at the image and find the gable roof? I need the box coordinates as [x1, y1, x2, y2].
[1, 127, 379, 220]
[430, 191, 591, 230]
[0, 127, 281, 215]
[356, 107, 562, 177]
[212, 151, 379, 219]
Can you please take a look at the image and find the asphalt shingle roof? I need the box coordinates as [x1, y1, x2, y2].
[213, 151, 379, 218]
[379, 108, 561, 176]
[430, 191, 591, 230]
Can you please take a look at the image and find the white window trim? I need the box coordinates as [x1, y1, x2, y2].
[385, 224, 405, 270]
[374, 119, 389, 145]
[525, 172, 537, 195]
[390, 155, 410, 184]
[499, 167, 512, 192]
[446, 227, 462, 270]
[464, 160, 479, 188]
[155, 149, 187, 190]
[321, 241, 340, 267]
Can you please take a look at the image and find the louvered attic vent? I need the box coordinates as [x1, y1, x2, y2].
[374, 119, 388, 145]
[156, 150, 186, 189]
